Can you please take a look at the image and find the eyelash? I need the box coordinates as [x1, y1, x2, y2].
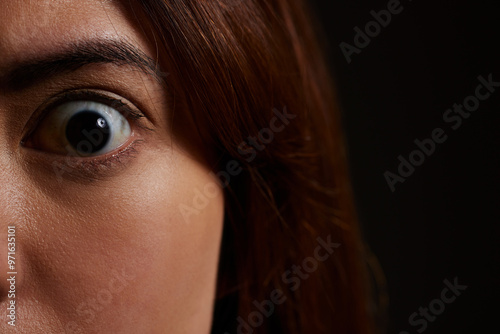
[23, 89, 150, 180]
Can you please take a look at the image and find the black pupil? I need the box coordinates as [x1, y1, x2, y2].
[65, 111, 111, 155]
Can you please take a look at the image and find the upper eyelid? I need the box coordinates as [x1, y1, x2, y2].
[47, 90, 144, 119]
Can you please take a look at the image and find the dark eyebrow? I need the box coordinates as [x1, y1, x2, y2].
[1, 38, 166, 91]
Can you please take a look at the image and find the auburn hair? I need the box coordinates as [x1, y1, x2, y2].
[134, 0, 377, 333]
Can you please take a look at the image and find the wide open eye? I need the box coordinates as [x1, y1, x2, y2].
[26, 100, 132, 157]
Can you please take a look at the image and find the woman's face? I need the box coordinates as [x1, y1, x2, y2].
[0, 1, 224, 333]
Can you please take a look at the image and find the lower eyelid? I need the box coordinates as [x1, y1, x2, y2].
[22, 138, 145, 183]
[65, 139, 142, 174]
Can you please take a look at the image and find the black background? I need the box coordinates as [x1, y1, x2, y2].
[311, 0, 500, 333]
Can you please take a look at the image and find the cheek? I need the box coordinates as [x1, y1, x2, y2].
[6, 150, 224, 332]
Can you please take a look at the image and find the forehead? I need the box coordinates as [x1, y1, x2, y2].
[0, 0, 149, 66]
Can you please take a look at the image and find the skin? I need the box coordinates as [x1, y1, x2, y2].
[0, 1, 225, 333]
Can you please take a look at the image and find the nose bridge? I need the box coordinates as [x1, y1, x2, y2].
[0, 184, 20, 303]
[0, 138, 18, 224]
[0, 141, 26, 302]
[0, 143, 13, 223]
